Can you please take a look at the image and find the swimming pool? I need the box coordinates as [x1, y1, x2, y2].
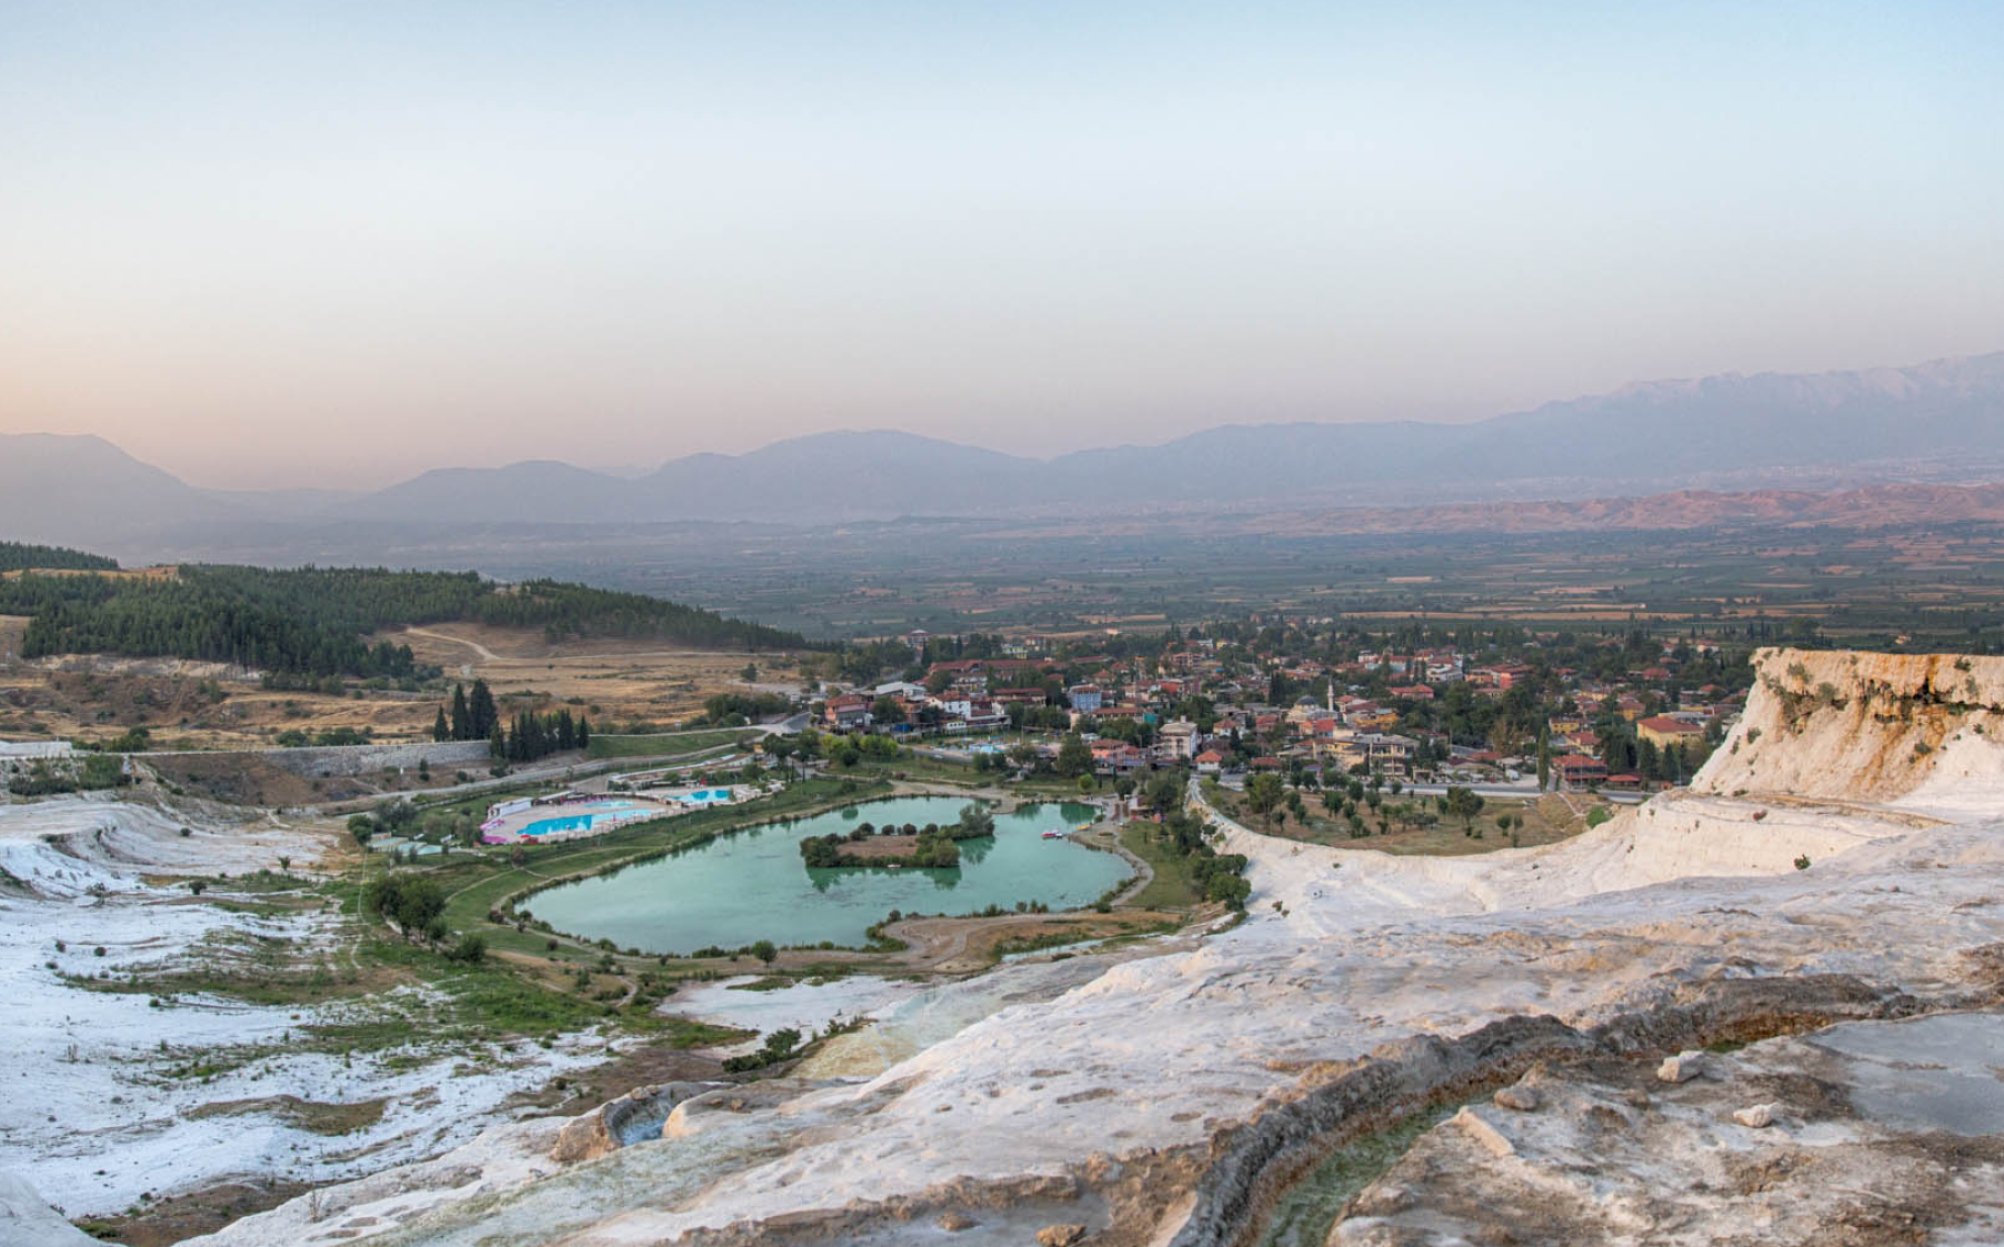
[678, 788, 735, 804]
[507, 799, 660, 839]
[521, 813, 598, 837]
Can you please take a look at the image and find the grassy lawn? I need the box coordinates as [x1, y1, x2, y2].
[585, 730, 755, 760]
[1117, 820, 1206, 910]
[845, 748, 1099, 799]
[848, 752, 985, 787]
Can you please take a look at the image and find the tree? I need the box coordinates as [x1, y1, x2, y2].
[750, 939, 778, 965]
[363, 874, 447, 940]
[1445, 785, 1485, 831]
[432, 708, 450, 743]
[766, 737, 795, 777]
[1245, 773, 1286, 821]
[1536, 723, 1552, 792]
[450, 684, 470, 741]
[1056, 733, 1092, 779]
[871, 696, 906, 726]
[955, 803, 996, 837]
[468, 680, 499, 741]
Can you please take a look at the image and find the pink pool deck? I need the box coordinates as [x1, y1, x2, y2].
[479, 795, 676, 844]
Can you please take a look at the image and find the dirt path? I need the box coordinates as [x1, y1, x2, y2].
[877, 911, 1161, 974]
[399, 625, 500, 662]
[1085, 826, 1156, 906]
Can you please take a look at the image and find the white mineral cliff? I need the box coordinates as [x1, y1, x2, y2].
[37, 649, 2004, 1246]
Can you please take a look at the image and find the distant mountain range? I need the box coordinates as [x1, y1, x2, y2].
[4, 351, 2002, 552]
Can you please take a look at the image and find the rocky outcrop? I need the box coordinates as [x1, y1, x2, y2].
[1696, 647, 2004, 806]
[0, 1170, 97, 1246]
[1165, 975, 1920, 1247]
[1328, 1010, 2004, 1246]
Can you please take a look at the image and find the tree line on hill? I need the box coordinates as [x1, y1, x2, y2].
[0, 541, 118, 573]
[0, 561, 807, 677]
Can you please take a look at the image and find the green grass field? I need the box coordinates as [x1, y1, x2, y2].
[1117, 820, 1206, 910]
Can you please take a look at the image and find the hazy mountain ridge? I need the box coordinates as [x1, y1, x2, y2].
[4, 351, 2000, 541]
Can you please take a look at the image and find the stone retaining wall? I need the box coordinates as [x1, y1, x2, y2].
[141, 740, 494, 778]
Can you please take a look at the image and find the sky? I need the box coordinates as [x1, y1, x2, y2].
[2, 1, 2001, 490]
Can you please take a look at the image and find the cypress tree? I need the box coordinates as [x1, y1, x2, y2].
[450, 684, 469, 741]
[469, 680, 497, 740]
[432, 708, 449, 743]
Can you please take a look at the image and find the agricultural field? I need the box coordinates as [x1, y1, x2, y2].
[521, 518, 2004, 650]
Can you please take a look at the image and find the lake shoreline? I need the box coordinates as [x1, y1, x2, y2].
[523, 795, 1124, 955]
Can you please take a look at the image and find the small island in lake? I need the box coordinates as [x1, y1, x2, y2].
[799, 802, 998, 869]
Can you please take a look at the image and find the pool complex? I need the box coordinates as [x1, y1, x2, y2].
[491, 798, 665, 842]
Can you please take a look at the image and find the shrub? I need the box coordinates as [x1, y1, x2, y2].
[80, 754, 129, 790]
[1794, 854, 1811, 871]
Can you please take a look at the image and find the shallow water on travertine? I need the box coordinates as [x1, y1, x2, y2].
[1808, 1012, 2004, 1136]
[522, 797, 1124, 952]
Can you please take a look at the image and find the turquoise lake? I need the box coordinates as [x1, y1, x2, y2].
[521, 796, 1125, 953]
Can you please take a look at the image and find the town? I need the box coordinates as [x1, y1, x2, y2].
[813, 621, 1745, 801]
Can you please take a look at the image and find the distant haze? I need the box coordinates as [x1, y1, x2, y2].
[2, 2, 2001, 488]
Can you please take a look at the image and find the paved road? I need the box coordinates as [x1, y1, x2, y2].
[1396, 782, 1544, 800]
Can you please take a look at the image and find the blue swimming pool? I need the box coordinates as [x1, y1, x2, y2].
[516, 799, 655, 837]
[680, 788, 734, 804]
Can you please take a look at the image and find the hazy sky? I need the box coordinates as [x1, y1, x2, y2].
[3, 1, 2001, 489]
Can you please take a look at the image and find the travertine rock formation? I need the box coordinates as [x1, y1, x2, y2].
[179, 650, 2004, 1247]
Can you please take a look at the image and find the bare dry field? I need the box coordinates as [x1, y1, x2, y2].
[0, 617, 798, 749]
[386, 623, 799, 731]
